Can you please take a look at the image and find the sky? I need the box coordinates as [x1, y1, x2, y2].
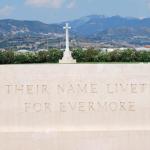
[0, 0, 150, 23]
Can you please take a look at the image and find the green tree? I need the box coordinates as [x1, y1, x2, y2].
[2, 51, 15, 64]
[137, 51, 150, 62]
[97, 51, 108, 62]
[14, 53, 29, 64]
[47, 49, 63, 63]
[107, 50, 122, 62]
[120, 49, 138, 62]
[72, 48, 85, 62]
[37, 51, 48, 63]
[84, 48, 99, 62]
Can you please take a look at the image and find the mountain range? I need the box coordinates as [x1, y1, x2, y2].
[1, 15, 150, 46]
[0, 19, 62, 35]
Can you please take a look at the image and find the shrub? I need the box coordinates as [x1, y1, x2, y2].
[72, 48, 85, 62]
[137, 51, 150, 62]
[0, 48, 150, 64]
[47, 49, 63, 63]
[1, 51, 15, 64]
[14, 52, 37, 64]
[84, 48, 99, 62]
[36, 51, 48, 63]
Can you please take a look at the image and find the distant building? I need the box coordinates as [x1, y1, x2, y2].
[106, 48, 115, 52]
[105, 47, 131, 52]
[135, 47, 150, 51]
[82, 48, 88, 51]
[17, 49, 30, 53]
[0, 49, 6, 52]
[144, 45, 150, 48]
[37, 49, 48, 52]
[17, 45, 32, 49]
[119, 47, 129, 50]
[101, 48, 107, 51]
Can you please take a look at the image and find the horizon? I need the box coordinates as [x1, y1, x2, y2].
[0, 14, 149, 24]
[0, 0, 150, 23]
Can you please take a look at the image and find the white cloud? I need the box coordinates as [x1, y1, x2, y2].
[67, 0, 76, 8]
[25, 0, 64, 8]
[0, 5, 14, 17]
[26, 0, 50, 7]
[25, 0, 76, 8]
[146, 0, 150, 9]
[52, 0, 64, 8]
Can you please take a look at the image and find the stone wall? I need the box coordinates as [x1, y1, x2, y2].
[0, 64, 150, 150]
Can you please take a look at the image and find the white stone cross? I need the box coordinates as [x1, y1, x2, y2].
[63, 23, 71, 51]
[59, 23, 76, 63]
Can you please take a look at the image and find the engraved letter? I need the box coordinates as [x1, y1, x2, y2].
[128, 102, 136, 111]
[5, 85, 13, 94]
[25, 103, 31, 112]
[60, 102, 66, 112]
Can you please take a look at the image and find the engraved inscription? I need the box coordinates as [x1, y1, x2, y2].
[3, 81, 148, 114]
[107, 83, 150, 94]
[57, 83, 98, 94]
[5, 84, 48, 95]
[24, 101, 136, 113]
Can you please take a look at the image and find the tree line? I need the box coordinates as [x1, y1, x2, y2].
[0, 48, 150, 64]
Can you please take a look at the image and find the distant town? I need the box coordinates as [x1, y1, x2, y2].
[1, 15, 150, 53]
[0, 32, 150, 53]
[0, 35, 150, 53]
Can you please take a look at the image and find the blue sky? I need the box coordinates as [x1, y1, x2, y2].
[0, 0, 150, 23]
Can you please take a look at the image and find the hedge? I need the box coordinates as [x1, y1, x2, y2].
[0, 48, 150, 64]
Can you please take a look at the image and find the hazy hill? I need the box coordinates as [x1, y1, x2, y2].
[0, 19, 62, 35]
[1, 15, 150, 46]
[67, 15, 150, 37]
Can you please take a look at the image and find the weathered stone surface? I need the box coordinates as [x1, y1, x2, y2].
[0, 64, 150, 150]
[1, 131, 150, 150]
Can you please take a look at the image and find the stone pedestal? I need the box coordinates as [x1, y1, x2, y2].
[59, 50, 76, 64]
[0, 64, 150, 149]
